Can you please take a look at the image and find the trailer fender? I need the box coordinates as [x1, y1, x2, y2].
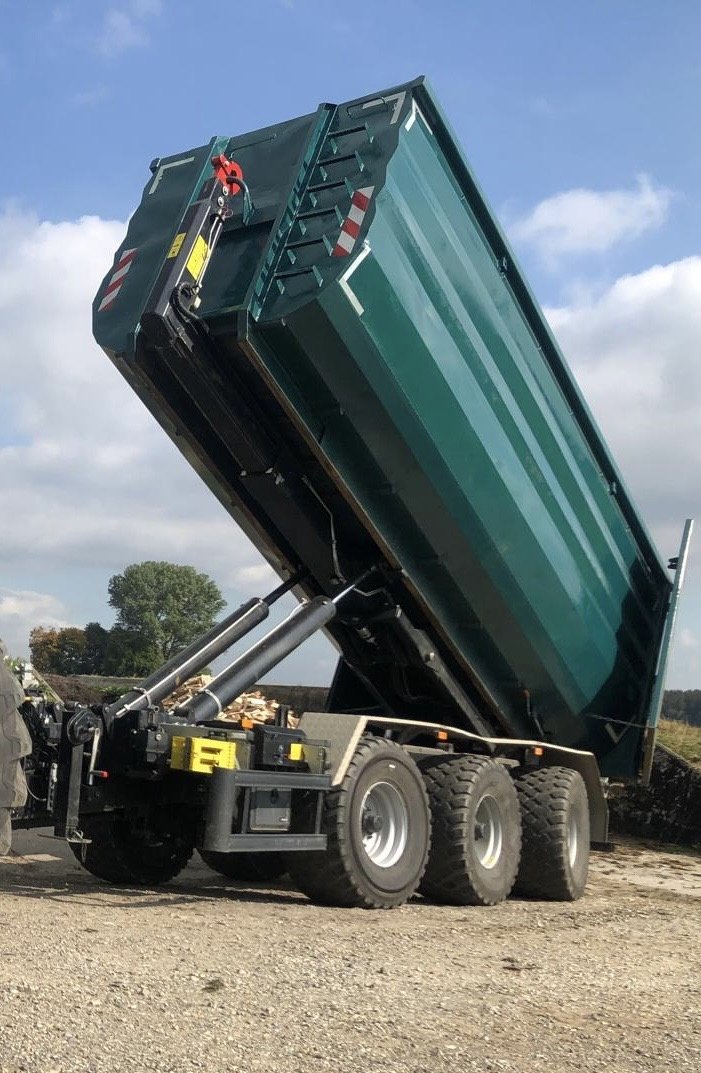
[298, 713, 369, 786]
[299, 712, 608, 844]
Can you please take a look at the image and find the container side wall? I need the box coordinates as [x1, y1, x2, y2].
[250, 95, 670, 777]
[362, 112, 665, 771]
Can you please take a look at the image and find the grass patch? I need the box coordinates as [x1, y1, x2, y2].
[658, 718, 701, 769]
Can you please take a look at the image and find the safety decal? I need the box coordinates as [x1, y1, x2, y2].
[332, 186, 375, 257]
[185, 235, 208, 281]
[167, 232, 186, 259]
[98, 248, 137, 312]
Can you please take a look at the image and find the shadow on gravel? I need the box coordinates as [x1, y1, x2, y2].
[0, 869, 308, 908]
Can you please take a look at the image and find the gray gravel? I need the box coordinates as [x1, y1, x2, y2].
[0, 833, 699, 1073]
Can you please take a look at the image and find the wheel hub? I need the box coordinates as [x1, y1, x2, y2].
[362, 809, 384, 836]
[473, 793, 504, 870]
[359, 780, 409, 868]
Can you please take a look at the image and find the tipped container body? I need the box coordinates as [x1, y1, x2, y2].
[94, 78, 673, 780]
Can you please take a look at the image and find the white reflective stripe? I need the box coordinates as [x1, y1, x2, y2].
[108, 260, 133, 286]
[347, 203, 365, 227]
[341, 242, 371, 283]
[98, 289, 120, 312]
[335, 229, 356, 254]
[339, 243, 371, 316]
[357, 186, 375, 199]
[339, 278, 363, 316]
[414, 103, 433, 136]
[405, 101, 432, 135]
[405, 102, 417, 131]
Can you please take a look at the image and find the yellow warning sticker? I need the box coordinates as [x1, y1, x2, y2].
[186, 235, 209, 281]
[167, 232, 186, 259]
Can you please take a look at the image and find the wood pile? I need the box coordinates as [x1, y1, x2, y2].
[163, 676, 299, 726]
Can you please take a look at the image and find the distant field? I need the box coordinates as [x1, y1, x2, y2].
[658, 718, 701, 769]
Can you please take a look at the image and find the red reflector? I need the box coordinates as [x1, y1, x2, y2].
[93, 770, 110, 780]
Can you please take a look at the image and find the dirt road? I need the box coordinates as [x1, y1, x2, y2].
[1, 833, 699, 1073]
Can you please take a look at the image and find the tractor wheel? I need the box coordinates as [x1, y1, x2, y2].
[287, 736, 430, 909]
[69, 812, 193, 886]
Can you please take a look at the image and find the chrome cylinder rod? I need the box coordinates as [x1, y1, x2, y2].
[183, 596, 337, 724]
[106, 574, 302, 719]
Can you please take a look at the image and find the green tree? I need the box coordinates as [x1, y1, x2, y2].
[29, 627, 61, 673]
[663, 690, 701, 728]
[83, 622, 110, 674]
[29, 626, 87, 675]
[102, 626, 157, 677]
[107, 561, 226, 666]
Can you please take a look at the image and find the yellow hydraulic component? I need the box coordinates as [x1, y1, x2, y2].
[170, 736, 238, 774]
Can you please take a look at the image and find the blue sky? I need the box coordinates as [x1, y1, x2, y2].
[0, 0, 699, 689]
[2, 1, 699, 277]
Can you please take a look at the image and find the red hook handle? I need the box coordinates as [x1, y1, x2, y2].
[211, 153, 243, 195]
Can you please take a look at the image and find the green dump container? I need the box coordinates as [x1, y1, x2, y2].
[94, 77, 684, 781]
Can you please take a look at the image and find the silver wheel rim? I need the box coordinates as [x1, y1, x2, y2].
[474, 794, 503, 869]
[360, 780, 409, 868]
[567, 811, 579, 869]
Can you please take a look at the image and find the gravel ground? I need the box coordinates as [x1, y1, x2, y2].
[0, 833, 699, 1073]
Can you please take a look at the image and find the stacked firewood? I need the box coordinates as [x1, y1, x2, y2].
[163, 676, 298, 726]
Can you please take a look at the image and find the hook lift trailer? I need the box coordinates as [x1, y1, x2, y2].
[16, 79, 692, 907]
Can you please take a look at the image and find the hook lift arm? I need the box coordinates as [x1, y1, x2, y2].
[139, 152, 253, 349]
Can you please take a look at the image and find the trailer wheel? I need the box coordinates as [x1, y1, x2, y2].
[287, 735, 430, 909]
[69, 813, 193, 886]
[419, 755, 521, 906]
[198, 850, 287, 883]
[514, 766, 590, 901]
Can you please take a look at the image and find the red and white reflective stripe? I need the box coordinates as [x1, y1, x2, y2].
[98, 248, 137, 312]
[332, 186, 374, 257]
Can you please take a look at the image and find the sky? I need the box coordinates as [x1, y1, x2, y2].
[0, 0, 699, 689]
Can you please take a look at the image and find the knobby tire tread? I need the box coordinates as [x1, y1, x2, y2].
[420, 754, 521, 907]
[514, 766, 589, 900]
[287, 736, 430, 910]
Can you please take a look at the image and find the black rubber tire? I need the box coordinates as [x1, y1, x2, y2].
[286, 735, 431, 909]
[198, 849, 287, 883]
[69, 813, 193, 886]
[514, 766, 590, 901]
[419, 754, 521, 906]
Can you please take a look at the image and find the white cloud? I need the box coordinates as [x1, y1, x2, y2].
[235, 564, 277, 587]
[0, 589, 68, 654]
[94, 1, 162, 58]
[0, 206, 337, 681]
[0, 211, 283, 621]
[510, 175, 673, 263]
[96, 10, 146, 56]
[546, 256, 701, 687]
